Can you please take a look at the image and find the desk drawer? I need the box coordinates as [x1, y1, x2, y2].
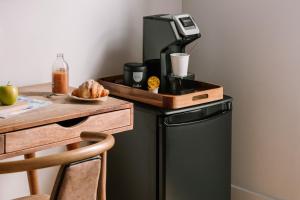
[0, 135, 4, 154]
[6, 109, 131, 153]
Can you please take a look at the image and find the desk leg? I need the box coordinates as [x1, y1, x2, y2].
[24, 153, 39, 195]
[66, 142, 80, 150]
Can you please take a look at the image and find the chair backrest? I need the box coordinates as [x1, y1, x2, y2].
[50, 157, 102, 200]
[0, 132, 114, 200]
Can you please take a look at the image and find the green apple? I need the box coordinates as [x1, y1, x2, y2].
[0, 83, 18, 105]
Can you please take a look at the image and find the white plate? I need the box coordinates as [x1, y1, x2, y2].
[68, 93, 108, 102]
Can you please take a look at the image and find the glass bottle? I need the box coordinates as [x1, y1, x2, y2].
[52, 53, 69, 95]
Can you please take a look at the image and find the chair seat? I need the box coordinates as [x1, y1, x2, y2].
[14, 194, 50, 200]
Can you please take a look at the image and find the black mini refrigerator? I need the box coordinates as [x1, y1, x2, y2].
[107, 96, 232, 200]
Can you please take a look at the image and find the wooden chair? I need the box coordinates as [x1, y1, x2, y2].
[0, 132, 115, 200]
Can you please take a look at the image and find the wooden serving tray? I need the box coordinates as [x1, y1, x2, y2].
[98, 75, 223, 109]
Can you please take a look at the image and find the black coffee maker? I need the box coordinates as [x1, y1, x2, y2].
[143, 14, 201, 94]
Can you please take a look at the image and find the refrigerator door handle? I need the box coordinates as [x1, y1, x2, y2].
[163, 110, 231, 127]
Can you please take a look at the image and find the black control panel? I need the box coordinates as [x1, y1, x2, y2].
[179, 17, 195, 27]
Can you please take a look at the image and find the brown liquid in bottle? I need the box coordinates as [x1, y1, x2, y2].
[52, 70, 69, 94]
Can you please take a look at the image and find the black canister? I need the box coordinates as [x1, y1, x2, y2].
[123, 63, 147, 88]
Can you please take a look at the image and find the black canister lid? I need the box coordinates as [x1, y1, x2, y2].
[124, 63, 147, 72]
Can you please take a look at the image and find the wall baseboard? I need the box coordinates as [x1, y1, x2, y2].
[231, 185, 277, 200]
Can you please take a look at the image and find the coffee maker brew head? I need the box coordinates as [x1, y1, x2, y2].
[143, 14, 201, 93]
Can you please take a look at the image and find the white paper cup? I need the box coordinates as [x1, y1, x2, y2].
[170, 53, 190, 77]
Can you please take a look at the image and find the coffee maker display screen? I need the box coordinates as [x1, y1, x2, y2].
[179, 17, 194, 27]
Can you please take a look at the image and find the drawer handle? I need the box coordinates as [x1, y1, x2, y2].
[56, 116, 89, 128]
[192, 94, 208, 101]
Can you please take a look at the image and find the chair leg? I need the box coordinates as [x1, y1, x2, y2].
[100, 151, 107, 200]
[24, 153, 39, 195]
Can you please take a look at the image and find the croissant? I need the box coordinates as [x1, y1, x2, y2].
[72, 80, 109, 99]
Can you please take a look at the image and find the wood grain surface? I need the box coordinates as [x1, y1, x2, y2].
[0, 125, 132, 160]
[6, 109, 131, 153]
[0, 83, 133, 134]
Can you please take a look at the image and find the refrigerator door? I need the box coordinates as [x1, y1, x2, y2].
[162, 109, 232, 200]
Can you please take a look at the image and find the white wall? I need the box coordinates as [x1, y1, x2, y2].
[0, 0, 181, 87]
[0, 0, 181, 199]
[183, 0, 300, 200]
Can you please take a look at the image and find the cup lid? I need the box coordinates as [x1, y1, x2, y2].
[124, 63, 147, 71]
[170, 53, 190, 57]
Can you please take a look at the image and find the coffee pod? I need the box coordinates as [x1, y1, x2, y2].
[147, 76, 160, 94]
[148, 87, 159, 94]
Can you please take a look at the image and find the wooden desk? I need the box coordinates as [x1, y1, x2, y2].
[0, 83, 133, 194]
